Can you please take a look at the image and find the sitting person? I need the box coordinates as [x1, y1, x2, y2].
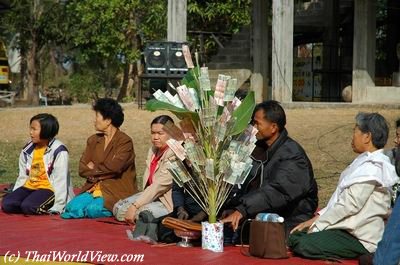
[371, 118, 400, 265]
[172, 181, 206, 222]
[385, 118, 400, 202]
[221, 100, 318, 239]
[2, 113, 74, 214]
[61, 98, 137, 219]
[289, 112, 398, 260]
[113, 115, 175, 223]
[156, 176, 206, 244]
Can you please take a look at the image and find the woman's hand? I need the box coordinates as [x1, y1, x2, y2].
[177, 206, 189, 220]
[87, 176, 96, 183]
[125, 204, 138, 224]
[290, 215, 319, 234]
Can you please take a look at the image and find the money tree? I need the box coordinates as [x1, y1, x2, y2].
[145, 46, 257, 223]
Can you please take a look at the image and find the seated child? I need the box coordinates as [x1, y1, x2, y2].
[2, 113, 74, 214]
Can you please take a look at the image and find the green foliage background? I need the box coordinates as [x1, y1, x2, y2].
[0, 0, 251, 103]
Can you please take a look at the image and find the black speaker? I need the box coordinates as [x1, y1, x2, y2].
[144, 42, 168, 76]
[167, 42, 188, 77]
[144, 42, 188, 77]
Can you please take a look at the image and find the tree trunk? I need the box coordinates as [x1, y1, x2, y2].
[117, 63, 130, 102]
[49, 47, 65, 80]
[26, 37, 39, 105]
[18, 49, 28, 100]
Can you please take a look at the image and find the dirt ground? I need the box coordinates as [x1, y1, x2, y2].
[0, 103, 399, 206]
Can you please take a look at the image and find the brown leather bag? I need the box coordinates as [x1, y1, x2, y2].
[249, 220, 288, 259]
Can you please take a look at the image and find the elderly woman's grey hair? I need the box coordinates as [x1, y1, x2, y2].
[355, 112, 389, 149]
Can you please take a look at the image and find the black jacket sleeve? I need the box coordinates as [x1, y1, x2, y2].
[395, 147, 400, 176]
[236, 152, 314, 218]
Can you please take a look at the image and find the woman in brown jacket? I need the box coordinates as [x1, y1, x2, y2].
[61, 98, 138, 218]
[113, 115, 174, 223]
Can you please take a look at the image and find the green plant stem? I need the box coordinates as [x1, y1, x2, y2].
[208, 183, 217, 223]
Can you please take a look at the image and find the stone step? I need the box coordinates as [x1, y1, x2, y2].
[232, 25, 251, 38]
[207, 25, 252, 71]
[227, 40, 251, 48]
[207, 62, 253, 70]
[217, 47, 250, 54]
[211, 54, 251, 62]
[230, 32, 250, 41]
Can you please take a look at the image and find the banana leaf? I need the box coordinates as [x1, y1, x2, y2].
[228, 91, 256, 136]
[182, 67, 200, 90]
[145, 99, 199, 123]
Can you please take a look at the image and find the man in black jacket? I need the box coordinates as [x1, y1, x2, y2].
[221, 100, 318, 235]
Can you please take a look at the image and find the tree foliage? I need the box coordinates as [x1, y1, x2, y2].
[187, 0, 251, 62]
[0, 0, 68, 104]
[0, 0, 251, 104]
[64, 0, 167, 101]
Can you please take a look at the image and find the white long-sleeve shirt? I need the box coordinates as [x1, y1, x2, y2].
[311, 149, 398, 252]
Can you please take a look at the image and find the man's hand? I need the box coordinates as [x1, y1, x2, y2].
[220, 209, 234, 219]
[220, 210, 243, 231]
[290, 215, 319, 234]
[125, 204, 138, 224]
[177, 206, 189, 220]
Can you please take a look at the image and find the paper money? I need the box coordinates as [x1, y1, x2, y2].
[214, 74, 230, 106]
[163, 121, 185, 141]
[176, 85, 195, 111]
[182, 45, 194, 68]
[205, 158, 215, 180]
[167, 159, 191, 185]
[224, 78, 238, 102]
[179, 118, 197, 140]
[166, 139, 186, 161]
[188, 87, 200, 110]
[200, 105, 217, 127]
[153, 89, 172, 104]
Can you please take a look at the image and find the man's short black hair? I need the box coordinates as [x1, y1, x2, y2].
[93, 98, 124, 128]
[396, 118, 400, 129]
[253, 100, 286, 132]
[30, 113, 59, 140]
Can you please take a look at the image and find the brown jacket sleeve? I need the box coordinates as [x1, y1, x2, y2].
[79, 132, 134, 178]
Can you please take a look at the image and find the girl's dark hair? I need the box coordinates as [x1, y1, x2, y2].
[93, 98, 124, 128]
[30, 113, 59, 140]
[396, 118, 400, 128]
[151, 115, 174, 126]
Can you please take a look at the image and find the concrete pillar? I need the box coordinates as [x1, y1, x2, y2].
[322, 0, 339, 101]
[167, 0, 187, 42]
[352, 0, 376, 103]
[272, 0, 293, 103]
[252, 0, 269, 100]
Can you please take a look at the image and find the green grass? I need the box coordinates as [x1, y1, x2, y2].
[0, 140, 23, 183]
